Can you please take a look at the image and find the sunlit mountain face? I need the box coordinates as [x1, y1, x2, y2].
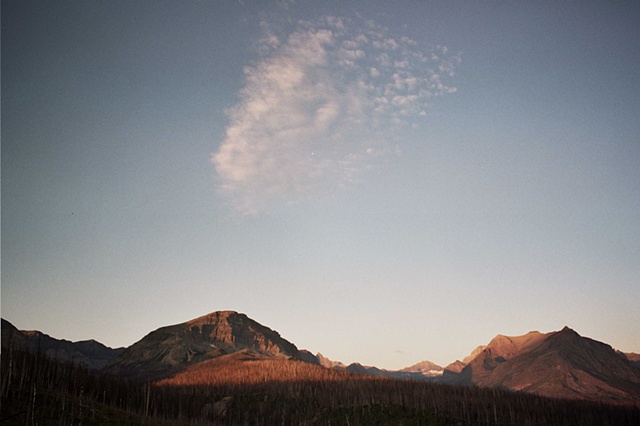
[447, 327, 640, 404]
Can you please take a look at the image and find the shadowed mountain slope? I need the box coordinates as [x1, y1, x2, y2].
[1, 318, 123, 370]
[622, 352, 640, 370]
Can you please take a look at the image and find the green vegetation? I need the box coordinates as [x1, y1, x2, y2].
[2, 347, 639, 425]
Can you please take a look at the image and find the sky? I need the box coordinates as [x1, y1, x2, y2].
[2, 0, 639, 369]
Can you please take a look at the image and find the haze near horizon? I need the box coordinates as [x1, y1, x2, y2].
[2, 0, 639, 369]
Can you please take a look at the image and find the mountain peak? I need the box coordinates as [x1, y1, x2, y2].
[400, 360, 442, 372]
[106, 310, 301, 378]
[188, 310, 240, 324]
[550, 326, 582, 343]
[316, 352, 347, 369]
[399, 360, 443, 377]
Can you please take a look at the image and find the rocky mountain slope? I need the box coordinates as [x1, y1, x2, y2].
[316, 352, 347, 369]
[449, 326, 640, 404]
[442, 360, 465, 374]
[105, 310, 306, 378]
[443, 345, 486, 375]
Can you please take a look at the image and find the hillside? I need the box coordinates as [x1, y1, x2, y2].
[155, 349, 366, 387]
[1, 318, 123, 370]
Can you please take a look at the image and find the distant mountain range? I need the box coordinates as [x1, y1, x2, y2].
[3, 311, 639, 404]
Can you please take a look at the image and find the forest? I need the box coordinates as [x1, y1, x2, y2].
[2, 345, 639, 425]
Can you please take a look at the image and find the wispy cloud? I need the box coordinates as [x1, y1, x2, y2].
[212, 16, 461, 214]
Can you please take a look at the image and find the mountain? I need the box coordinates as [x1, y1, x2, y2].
[298, 349, 322, 365]
[374, 360, 444, 381]
[621, 352, 640, 370]
[313, 352, 444, 381]
[1, 318, 123, 370]
[5, 314, 640, 405]
[399, 360, 443, 377]
[443, 360, 466, 374]
[443, 345, 487, 376]
[462, 345, 487, 364]
[105, 310, 305, 378]
[345, 362, 386, 376]
[305, 350, 443, 381]
[4, 320, 639, 426]
[316, 352, 347, 369]
[1, 319, 30, 350]
[452, 327, 640, 404]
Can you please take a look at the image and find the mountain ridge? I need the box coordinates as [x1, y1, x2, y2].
[1, 318, 123, 370]
[3, 313, 640, 404]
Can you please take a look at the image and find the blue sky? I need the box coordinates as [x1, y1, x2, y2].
[2, 1, 639, 369]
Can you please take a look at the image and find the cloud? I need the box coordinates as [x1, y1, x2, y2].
[275, 0, 296, 10]
[212, 16, 461, 214]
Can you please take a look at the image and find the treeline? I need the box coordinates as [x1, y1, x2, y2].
[1, 344, 159, 424]
[2, 345, 639, 425]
